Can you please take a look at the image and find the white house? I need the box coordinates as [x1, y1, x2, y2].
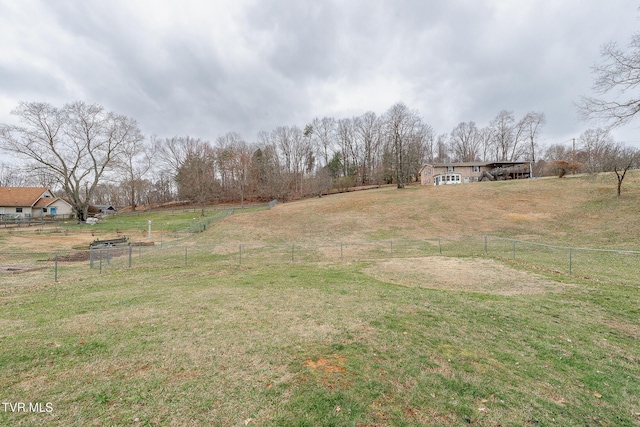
[0, 187, 73, 219]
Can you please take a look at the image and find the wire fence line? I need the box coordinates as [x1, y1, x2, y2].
[1, 236, 638, 288]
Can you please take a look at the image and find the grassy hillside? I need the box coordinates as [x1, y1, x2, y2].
[1, 171, 639, 426]
[198, 170, 640, 249]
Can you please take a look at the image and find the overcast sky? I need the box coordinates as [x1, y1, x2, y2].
[2, 0, 640, 152]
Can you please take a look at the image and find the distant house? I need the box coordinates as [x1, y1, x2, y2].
[419, 162, 531, 186]
[0, 187, 73, 219]
[93, 204, 116, 214]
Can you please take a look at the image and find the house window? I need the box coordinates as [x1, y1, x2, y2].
[446, 166, 455, 172]
[42, 208, 48, 213]
[16, 208, 23, 213]
[472, 166, 481, 172]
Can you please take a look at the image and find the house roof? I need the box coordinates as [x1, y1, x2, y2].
[425, 162, 491, 167]
[421, 161, 531, 169]
[0, 187, 50, 207]
[33, 197, 56, 208]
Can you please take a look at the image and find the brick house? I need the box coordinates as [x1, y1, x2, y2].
[419, 162, 531, 186]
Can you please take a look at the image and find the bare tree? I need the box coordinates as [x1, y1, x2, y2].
[156, 136, 205, 179]
[309, 117, 336, 168]
[490, 110, 516, 161]
[0, 162, 28, 187]
[611, 146, 640, 196]
[489, 110, 530, 161]
[216, 132, 243, 197]
[228, 138, 253, 207]
[116, 134, 153, 211]
[175, 143, 219, 215]
[251, 133, 288, 201]
[0, 101, 143, 221]
[383, 103, 425, 188]
[578, 128, 615, 173]
[477, 127, 494, 162]
[578, 33, 640, 127]
[450, 121, 480, 162]
[336, 119, 356, 180]
[523, 111, 546, 163]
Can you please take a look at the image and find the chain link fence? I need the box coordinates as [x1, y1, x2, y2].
[2, 236, 638, 288]
[483, 236, 640, 285]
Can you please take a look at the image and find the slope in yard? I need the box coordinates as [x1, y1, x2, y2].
[198, 171, 640, 249]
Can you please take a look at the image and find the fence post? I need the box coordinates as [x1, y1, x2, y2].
[568, 248, 572, 276]
[99, 249, 103, 274]
[90, 247, 94, 269]
[512, 241, 516, 260]
[107, 246, 111, 265]
[129, 245, 132, 268]
[484, 235, 488, 256]
[184, 246, 188, 266]
[54, 251, 58, 282]
[438, 238, 442, 255]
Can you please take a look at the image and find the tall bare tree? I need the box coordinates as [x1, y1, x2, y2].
[523, 111, 546, 163]
[578, 128, 615, 173]
[383, 103, 425, 188]
[578, 33, 640, 127]
[490, 110, 516, 161]
[309, 117, 336, 168]
[116, 134, 153, 211]
[477, 127, 494, 162]
[175, 143, 218, 215]
[450, 121, 480, 162]
[354, 111, 383, 185]
[489, 110, 530, 161]
[0, 101, 143, 221]
[156, 136, 205, 179]
[0, 162, 28, 187]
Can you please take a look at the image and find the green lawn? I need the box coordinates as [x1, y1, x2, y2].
[2, 173, 640, 425]
[1, 261, 638, 426]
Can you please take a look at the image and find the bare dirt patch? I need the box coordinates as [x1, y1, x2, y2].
[363, 257, 574, 295]
[0, 231, 94, 252]
[304, 355, 347, 374]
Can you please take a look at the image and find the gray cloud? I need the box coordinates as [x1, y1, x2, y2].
[1, 0, 639, 147]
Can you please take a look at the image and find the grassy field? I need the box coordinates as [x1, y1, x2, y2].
[1, 173, 639, 426]
[194, 171, 640, 249]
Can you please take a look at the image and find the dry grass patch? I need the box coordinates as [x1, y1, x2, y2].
[362, 256, 575, 295]
[196, 171, 640, 249]
[0, 231, 94, 252]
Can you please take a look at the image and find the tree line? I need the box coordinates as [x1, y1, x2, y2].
[1, 100, 638, 220]
[0, 101, 549, 213]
